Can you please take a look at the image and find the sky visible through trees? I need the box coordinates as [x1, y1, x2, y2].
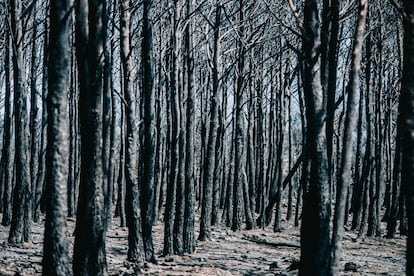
[0, 0, 412, 275]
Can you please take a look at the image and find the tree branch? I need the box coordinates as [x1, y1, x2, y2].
[287, 0, 303, 30]
[244, 235, 301, 248]
[388, 0, 408, 20]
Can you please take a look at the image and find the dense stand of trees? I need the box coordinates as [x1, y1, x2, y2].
[0, 0, 413, 274]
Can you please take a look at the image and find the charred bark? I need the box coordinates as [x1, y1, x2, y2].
[42, 0, 72, 273]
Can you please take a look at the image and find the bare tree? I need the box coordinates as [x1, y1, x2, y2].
[73, 0, 109, 273]
[330, 0, 368, 273]
[183, 0, 196, 254]
[1, 12, 14, 227]
[141, 0, 157, 262]
[120, 0, 145, 262]
[9, 0, 32, 245]
[199, 1, 221, 241]
[402, 1, 414, 274]
[42, 0, 72, 273]
[299, 0, 331, 274]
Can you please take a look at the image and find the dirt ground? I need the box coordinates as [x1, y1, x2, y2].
[0, 212, 406, 275]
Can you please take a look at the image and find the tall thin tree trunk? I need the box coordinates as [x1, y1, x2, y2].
[401, 1, 414, 274]
[330, 0, 368, 273]
[9, 0, 32, 245]
[232, 0, 249, 231]
[387, 28, 403, 239]
[351, 68, 365, 231]
[120, 0, 144, 262]
[68, 16, 76, 218]
[73, 0, 109, 273]
[164, 0, 179, 255]
[199, 2, 221, 241]
[299, 0, 331, 274]
[324, 0, 339, 193]
[30, 1, 40, 225]
[34, 15, 49, 223]
[183, 0, 196, 252]
[1, 21, 14, 227]
[42, 0, 72, 273]
[115, 103, 126, 227]
[287, 90, 293, 221]
[141, 0, 157, 262]
[102, 0, 113, 227]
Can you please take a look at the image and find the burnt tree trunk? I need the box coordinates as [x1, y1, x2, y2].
[34, 16, 49, 223]
[73, 0, 109, 273]
[141, 0, 157, 262]
[183, 0, 196, 254]
[299, 0, 331, 274]
[330, 0, 368, 273]
[387, 28, 403, 237]
[120, 0, 144, 262]
[30, 2, 41, 225]
[199, 2, 221, 241]
[9, 0, 32, 245]
[1, 21, 14, 227]
[401, 1, 414, 274]
[42, 0, 72, 273]
[163, 0, 179, 256]
[102, 0, 113, 226]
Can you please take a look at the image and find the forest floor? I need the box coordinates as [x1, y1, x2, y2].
[0, 212, 406, 275]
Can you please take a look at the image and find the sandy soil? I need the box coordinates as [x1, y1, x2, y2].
[0, 213, 406, 275]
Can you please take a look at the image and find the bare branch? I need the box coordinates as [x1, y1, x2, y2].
[287, 0, 303, 30]
[388, 0, 408, 20]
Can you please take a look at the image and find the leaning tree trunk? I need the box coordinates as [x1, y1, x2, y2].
[299, 0, 331, 275]
[330, 0, 368, 273]
[42, 0, 72, 273]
